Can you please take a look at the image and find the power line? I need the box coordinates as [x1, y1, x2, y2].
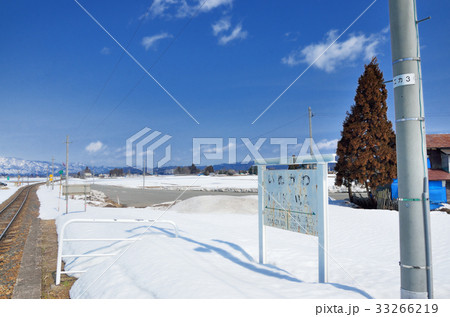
[76, 2, 153, 131]
[251, 0, 378, 124]
[248, 114, 306, 142]
[73, 0, 199, 125]
[76, 0, 211, 141]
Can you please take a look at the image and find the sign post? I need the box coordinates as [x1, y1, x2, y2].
[63, 184, 91, 213]
[256, 155, 334, 283]
[257, 165, 267, 264]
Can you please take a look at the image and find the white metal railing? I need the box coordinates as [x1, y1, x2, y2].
[56, 218, 179, 285]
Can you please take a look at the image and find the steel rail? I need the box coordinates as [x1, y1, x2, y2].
[0, 185, 33, 241]
[0, 186, 27, 215]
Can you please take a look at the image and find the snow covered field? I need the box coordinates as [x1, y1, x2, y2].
[0, 177, 46, 204]
[71, 174, 364, 193]
[37, 185, 450, 299]
[0, 177, 47, 204]
[0, 186, 22, 205]
[72, 175, 258, 192]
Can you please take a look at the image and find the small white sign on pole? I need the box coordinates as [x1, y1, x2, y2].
[393, 73, 415, 88]
[62, 184, 91, 213]
[62, 184, 91, 195]
[257, 156, 330, 283]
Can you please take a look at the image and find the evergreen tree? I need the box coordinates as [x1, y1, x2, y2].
[335, 57, 397, 202]
[189, 164, 199, 174]
[203, 165, 214, 175]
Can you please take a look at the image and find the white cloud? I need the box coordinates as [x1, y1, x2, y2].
[281, 29, 385, 72]
[212, 17, 231, 36]
[145, 0, 174, 18]
[216, 22, 248, 45]
[143, 0, 233, 19]
[86, 141, 105, 153]
[141, 32, 172, 50]
[316, 139, 338, 152]
[100, 47, 111, 55]
[200, 0, 233, 13]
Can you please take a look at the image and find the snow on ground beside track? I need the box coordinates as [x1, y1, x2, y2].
[37, 185, 450, 299]
[0, 177, 46, 204]
[0, 186, 23, 205]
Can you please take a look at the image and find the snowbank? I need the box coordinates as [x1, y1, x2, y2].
[327, 174, 366, 193]
[170, 195, 257, 214]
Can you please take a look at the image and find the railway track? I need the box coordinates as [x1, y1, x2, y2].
[0, 186, 31, 242]
[0, 183, 41, 298]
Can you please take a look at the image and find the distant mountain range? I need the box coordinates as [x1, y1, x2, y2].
[0, 156, 335, 176]
[0, 157, 113, 176]
[0, 156, 256, 177]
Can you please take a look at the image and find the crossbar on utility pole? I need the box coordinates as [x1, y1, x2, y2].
[389, 0, 433, 299]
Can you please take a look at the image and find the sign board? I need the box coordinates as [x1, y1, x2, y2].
[257, 160, 329, 283]
[59, 170, 64, 175]
[263, 169, 325, 236]
[393, 73, 415, 88]
[63, 184, 91, 195]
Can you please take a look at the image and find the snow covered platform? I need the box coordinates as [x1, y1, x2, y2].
[37, 186, 450, 299]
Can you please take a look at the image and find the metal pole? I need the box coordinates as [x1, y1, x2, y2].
[389, 0, 432, 299]
[258, 165, 266, 264]
[318, 163, 328, 283]
[66, 135, 69, 214]
[52, 157, 55, 190]
[143, 156, 146, 189]
[308, 107, 313, 155]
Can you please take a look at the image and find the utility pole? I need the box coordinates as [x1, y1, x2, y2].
[65, 135, 70, 214]
[52, 156, 55, 190]
[389, 0, 432, 299]
[308, 107, 314, 155]
[143, 156, 146, 189]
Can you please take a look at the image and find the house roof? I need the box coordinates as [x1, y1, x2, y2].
[426, 134, 450, 149]
[428, 169, 450, 181]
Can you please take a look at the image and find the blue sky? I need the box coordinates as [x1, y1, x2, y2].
[1, 0, 449, 168]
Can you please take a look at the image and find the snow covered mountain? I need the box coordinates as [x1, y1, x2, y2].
[0, 157, 112, 176]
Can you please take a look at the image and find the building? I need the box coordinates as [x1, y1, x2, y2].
[426, 134, 450, 204]
[80, 167, 93, 179]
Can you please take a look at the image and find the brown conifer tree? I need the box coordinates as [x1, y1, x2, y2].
[335, 57, 397, 202]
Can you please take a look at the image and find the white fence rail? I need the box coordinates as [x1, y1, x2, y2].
[56, 218, 179, 285]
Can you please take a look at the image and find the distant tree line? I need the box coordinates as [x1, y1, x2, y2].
[109, 168, 124, 177]
[172, 164, 253, 176]
[174, 164, 200, 175]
